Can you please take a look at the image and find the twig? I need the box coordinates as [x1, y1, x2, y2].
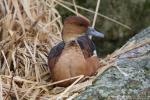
[54, 0, 83, 17]
[66, 93, 79, 100]
[24, 40, 40, 82]
[1, 50, 11, 75]
[113, 62, 128, 77]
[59, 0, 131, 30]
[0, 76, 3, 100]
[35, 75, 84, 89]
[20, 84, 37, 100]
[12, 81, 19, 100]
[72, 0, 79, 16]
[2, 46, 20, 100]
[112, 38, 150, 58]
[4, 72, 14, 100]
[0, 75, 36, 84]
[92, 0, 101, 28]
[58, 75, 84, 99]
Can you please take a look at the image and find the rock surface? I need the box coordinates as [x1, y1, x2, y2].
[76, 27, 150, 100]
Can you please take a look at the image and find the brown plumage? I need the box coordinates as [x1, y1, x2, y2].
[48, 16, 103, 87]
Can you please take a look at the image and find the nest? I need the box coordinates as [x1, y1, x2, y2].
[1, 0, 145, 99]
[0, 0, 63, 99]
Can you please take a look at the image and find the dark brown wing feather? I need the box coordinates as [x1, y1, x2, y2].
[77, 35, 95, 58]
[48, 42, 65, 71]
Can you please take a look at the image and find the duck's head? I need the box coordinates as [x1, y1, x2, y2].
[62, 16, 104, 42]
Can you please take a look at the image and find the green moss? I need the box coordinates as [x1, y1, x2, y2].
[126, 80, 142, 89]
[144, 68, 150, 78]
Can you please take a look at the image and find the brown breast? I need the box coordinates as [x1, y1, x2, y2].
[48, 36, 99, 87]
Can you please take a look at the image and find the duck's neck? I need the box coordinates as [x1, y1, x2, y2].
[64, 39, 79, 47]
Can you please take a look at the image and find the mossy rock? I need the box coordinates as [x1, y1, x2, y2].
[75, 27, 150, 99]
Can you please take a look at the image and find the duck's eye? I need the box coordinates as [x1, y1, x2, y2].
[78, 23, 84, 26]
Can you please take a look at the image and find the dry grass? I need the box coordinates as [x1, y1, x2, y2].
[0, 0, 62, 99]
[0, 0, 148, 100]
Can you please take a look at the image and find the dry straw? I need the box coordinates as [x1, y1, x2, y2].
[0, 0, 148, 99]
[0, 0, 62, 99]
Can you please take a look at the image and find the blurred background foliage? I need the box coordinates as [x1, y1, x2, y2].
[56, 0, 150, 57]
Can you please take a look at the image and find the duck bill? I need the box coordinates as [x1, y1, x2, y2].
[87, 27, 104, 38]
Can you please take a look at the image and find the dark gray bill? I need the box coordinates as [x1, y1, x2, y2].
[86, 27, 104, 38]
